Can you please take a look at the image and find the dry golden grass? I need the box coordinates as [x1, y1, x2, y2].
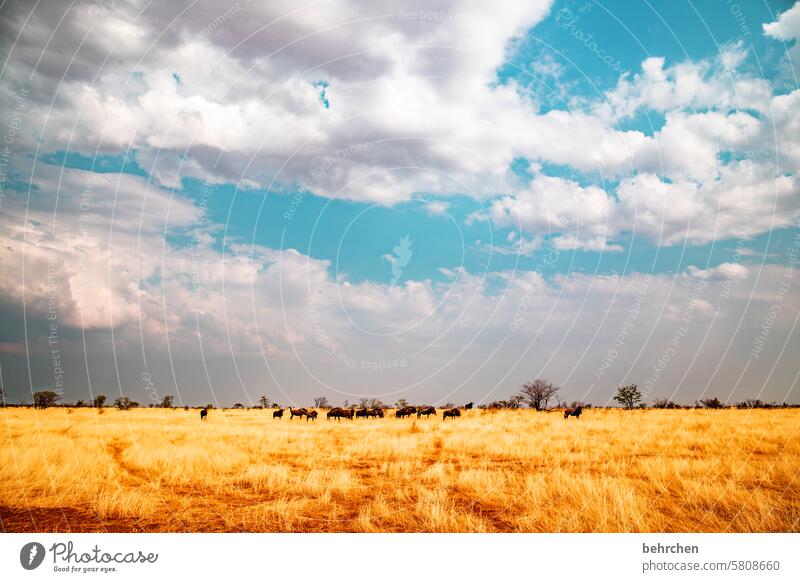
[1, 407, 798, 532]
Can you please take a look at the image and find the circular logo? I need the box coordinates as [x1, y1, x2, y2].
[20, 542, 46, 570]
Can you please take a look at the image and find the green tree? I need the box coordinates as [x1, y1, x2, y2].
[93, 394, 107, 408]
[614, 384, 642, 410]
[33, 390, 60, 409]
[395, 398, 409, 408]
[161, 395, 174, 408]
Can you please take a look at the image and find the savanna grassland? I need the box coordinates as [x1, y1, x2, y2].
[1, 407, 798, 533]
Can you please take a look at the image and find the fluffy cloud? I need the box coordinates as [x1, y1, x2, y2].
[488, 175, 622, 251]
[763, 0, 800, 51]
[687, 263, 750, 281]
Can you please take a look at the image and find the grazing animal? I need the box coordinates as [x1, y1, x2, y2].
[288, 407, 307, 420]
[442, 408, 461, 420]
[395, 406, 416, 418]
[464, 402, 474, 410]
[200, 408, 208, 420]
[366, 407, 384, 418]
[564, 405, 583, 420]
[273, 408, 284, 419]
[355, 408, 369, 419]
[417, 406, 436, 419]
[327, 407, 354, 421]
[305, 410, 318, 421]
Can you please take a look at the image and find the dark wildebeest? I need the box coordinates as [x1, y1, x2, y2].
[355, 408, 369, 419]
[417, 406, 436, 419]
[442, 408, 461, 420]
[273, 408, 284, 419]
[327, 407, 354, 421]
[464, 402, 474, 410]
[200, 408, 208, 420]
[366, 407, 384, 418]
[395, 406, 416, 418]
[288, 407, 307, 420]
[564, 405, 583, 420]
[305, 410, 318, 421]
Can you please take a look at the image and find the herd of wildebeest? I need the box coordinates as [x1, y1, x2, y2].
[199, 403, 585, 421]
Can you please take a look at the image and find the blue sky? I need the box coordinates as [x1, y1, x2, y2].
[1, 0, 799, 407]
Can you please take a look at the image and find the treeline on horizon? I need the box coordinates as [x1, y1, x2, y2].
[3, 380, 798, 411]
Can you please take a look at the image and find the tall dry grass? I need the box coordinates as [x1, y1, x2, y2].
[1, 407, 798, 532]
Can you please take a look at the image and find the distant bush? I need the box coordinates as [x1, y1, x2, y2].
[483, 395, 525, 409]
[114, 396, 139, 410]
[653, 399, 680, 409]
[735, 399, 783, 409]
[698, 397, 725, 409]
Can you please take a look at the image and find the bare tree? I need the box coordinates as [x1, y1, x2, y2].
[259, 395, 271, 408]
[519, 379, 560, 411]
[358, 397, 370, 408]
[313, 396, 330, 408]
